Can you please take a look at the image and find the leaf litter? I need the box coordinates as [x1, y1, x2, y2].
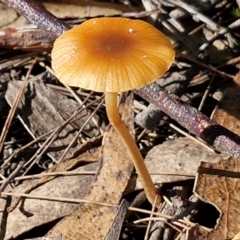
[46, 92, 135, 240]
[192, 157, 240, 240]
[0, 0, 240, 240]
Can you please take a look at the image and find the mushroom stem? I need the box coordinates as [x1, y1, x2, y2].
[105, 92, 159, 205]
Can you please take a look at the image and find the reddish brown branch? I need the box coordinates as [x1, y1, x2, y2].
[1, 0, 69, 36]
[134, 83, 240, 158]
[0, 28, 54, 50]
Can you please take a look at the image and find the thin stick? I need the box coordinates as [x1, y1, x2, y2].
[169, 123, 215, 153]
[0, 171, 96, 183]
[144, 194, 159, 240]
[134, 217, 183, 232]
[1, 0, 69, 36]
[128, 206, 172, 219]
[134, 82, 240, 159]
[0, 58, 37, 155]
[0, 163, 24, 192]
[1, 191, 116, 208]
[179, 54, 235, 79]
[58, 97, 104, 162]
[198, 74, 215, 112]
[0, 171, 194, 184]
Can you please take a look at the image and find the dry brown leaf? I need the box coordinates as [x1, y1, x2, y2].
[7, 136, 102, 213]
[0, 2, 18, 28]
[186, 224, 210, 240]
[1, 0, 140, 29]
[44, 0, 134, 18]
[46, 92, 135, 240]
[25, 235, 62, 240]
[105, 199, 129, 240]
[190, 157, 240, 240]
[136, 137, 229, 189]
[0, 0, 138, 50]
[5, 81, 100, 160]
[3, 135, 102, 239]
[232, 232, 240, 240]
[211, 72, 240, 136]
[2, 162, 97, 239]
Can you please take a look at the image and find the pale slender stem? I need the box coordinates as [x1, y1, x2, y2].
[105, 92, 159, 205]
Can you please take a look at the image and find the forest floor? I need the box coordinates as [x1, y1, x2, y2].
[0, 0, 240, 240]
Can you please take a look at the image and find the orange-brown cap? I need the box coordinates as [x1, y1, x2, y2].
[52, 17, 175, 93]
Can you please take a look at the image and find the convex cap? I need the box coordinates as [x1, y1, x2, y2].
[52, 17, 175, 93]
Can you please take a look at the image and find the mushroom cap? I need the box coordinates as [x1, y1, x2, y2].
[52, 17, 175, 93]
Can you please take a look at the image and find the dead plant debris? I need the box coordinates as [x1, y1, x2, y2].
[0, 0, 240, 240]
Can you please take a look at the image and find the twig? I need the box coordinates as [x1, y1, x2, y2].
[1, 191, 116, 207]
[179, 54, 235, 79]
[58, 97, 104, 162]
[145, 195, 159, 240]
[0, 94, 101, 170]
[166, 0, 220, 31]
[134, 82, 240, 159]
[0, 171, 96, 183]
[129, 206, 172, 219]
[0, 58, 37, 155]
[168, 123, 215, 153]
[134, 217, 184, 233]
[198, 74, 215, 112]
[1, 0, 69, 36]
[0, 162, 24, 192]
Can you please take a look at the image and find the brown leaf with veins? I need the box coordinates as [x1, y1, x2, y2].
[5, 81, 101, 160]
[6, 135, 102, 213]
[137, 137, 229, 187]
[3, 136, 102, 239]
[191, 157, 240, 240]
[193, 71, 240, 240]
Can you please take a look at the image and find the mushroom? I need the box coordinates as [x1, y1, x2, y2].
[51, 17, 175, 205]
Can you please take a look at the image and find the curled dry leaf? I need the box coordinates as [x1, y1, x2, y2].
[186, 72, 240, 240]
[191, 157, 240, 240]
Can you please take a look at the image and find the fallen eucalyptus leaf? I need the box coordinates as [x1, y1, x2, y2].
[5, 81, 101, 160]
[136, 137, 229, 189]
[189, 157, 240, 239]
[46, 93, 134, 240]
